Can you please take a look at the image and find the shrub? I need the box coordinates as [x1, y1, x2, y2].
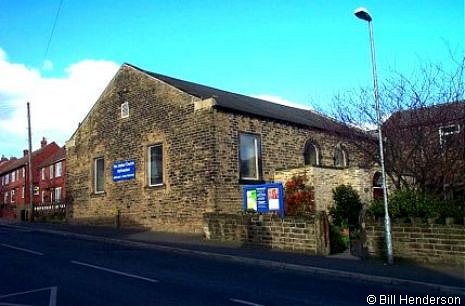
[329, 184, 362, 230]
[284, 175, 315, 216]
[367, 189, 464, 223]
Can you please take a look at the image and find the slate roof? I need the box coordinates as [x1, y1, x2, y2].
[125, 63, 346, 133]
[37, 146, 66, 169]
[385, 101, 465, 128]
[0, 142, 59, 175]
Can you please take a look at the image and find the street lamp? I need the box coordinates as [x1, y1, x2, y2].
[354, 7, 394, 265]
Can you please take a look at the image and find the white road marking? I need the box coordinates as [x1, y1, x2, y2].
[0, 243, 43, 256]
[0, 287, 57, 299]
[71, 260, 159, 283]
[229, 298, 264, 306]
[49, 287, 57, 306]
[0, 225, 32, 232]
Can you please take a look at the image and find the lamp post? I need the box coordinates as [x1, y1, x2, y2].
[354, 7, 393, 265]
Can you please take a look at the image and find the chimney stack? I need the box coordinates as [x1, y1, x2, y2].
[41, 137, 47, 148]
[0, 155, 8, 162]
[23, 149, 29, 156]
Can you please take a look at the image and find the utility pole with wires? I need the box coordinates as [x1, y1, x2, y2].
[27, 102, 34, 222]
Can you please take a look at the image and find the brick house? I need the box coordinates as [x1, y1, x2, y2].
[383, 101, 465, 198]
[66, 64, 376, 233]
[0, 138, 60, 219]
[37, 146, 66, 204]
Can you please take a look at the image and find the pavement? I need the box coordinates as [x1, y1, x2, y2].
[1, 219, 464, 296]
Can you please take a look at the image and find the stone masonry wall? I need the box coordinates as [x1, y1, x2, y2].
[66, 65, 218, 233]
[365, 222, 465, 265]
[66, 63, 374, 233]
[274, 166, 377, 211]
[211, 110, 373, 214]
[203, 212, 330, 255]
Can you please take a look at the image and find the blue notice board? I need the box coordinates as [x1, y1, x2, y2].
[243, 183, 284, 217]
[112, 160, 136, 182]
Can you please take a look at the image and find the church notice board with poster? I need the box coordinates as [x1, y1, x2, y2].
[243, 183, 285, 218]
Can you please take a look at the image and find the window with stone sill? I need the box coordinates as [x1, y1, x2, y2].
[94, 157, 105, 194]
[121, 101, 129, 119]
[334, 145, 348, 168]
[239, 133, 262, 181]
[148, 144, 163, 186]
[304, 140, 320, 166]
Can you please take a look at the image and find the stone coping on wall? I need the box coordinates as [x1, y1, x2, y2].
[365, 221, 465, 265]
[202, 212, 330, 255]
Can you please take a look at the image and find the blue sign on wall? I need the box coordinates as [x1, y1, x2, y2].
[112, 160, 136, 182]
[243, 183, 284, 217]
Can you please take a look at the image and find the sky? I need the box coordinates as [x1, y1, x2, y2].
[0, 0, 463, 158]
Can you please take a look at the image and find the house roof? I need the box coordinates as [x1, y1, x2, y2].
[0, 142, 59, 175]
[125, 63, 346, 133]
[37, 146, 66, 169]
[385, 101, 465, 128]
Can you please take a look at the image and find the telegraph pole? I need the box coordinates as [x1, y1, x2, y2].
[27, 102, 34, 222]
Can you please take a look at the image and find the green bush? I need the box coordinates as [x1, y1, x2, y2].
[367, 189, 464, 224]
[329, 184, 362, 230]
[329, 224, 349, 254]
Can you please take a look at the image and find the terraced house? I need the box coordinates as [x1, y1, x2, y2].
[66, 63, 378, 233]
[0, 138, 60, 219]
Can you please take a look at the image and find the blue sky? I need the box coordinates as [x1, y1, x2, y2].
[0, 0, 463, 157]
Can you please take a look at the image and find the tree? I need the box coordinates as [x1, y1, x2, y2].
[331, 57, 465, 199]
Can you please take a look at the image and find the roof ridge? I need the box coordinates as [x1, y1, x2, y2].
[124, 63, 346, 133]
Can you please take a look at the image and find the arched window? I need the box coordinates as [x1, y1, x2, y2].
[372, 171, 383, 200]
[334, 145, 348, 167]
[304, 140, 320, 166]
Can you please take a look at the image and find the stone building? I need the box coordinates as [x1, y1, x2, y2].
[66, 63, 376, 233]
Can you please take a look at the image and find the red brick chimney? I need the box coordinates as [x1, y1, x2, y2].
[40, 137, 47, 148]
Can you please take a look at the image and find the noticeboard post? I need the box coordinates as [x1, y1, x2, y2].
[243, 183, 284, 218]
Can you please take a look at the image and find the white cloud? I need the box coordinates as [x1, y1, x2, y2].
[0, 48, 119, 157]
[251, 94, 312, 110]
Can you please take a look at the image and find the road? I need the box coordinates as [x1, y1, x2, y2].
[0, 225, 462, 306]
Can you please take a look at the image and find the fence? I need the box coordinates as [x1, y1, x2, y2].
[33, 202, 67, 219]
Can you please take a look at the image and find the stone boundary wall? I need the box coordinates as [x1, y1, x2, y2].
[203, 212, 330, 255]
[365, 222, 465, 265]
[274, 166, 377, 211]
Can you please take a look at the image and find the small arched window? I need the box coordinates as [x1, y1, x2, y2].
[372, 171, 383, 200]
[334, 145, 348, 167]
[304, 141, 320, 166]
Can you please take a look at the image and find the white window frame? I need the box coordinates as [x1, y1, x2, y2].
[334, 146, 347, 167]
[11, 171, 15, 182]
[121, 101, 129, 118]
[10, 189, 15, 203]
[94, 157, 105, 194]
[54, 187, 62, 202]
[41, 168, 46, 180]
[148, 144, 163, 186]
[439, 124, 460, 147]
[41, 190, 46, 203]
[49, 165, 54, 179]
[22, 167, 25, 179]
[22, 187, 25, 199]
[55, 161, 62, 177]
[304, 142, 320, 166]
[239, 133, 261, 181]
